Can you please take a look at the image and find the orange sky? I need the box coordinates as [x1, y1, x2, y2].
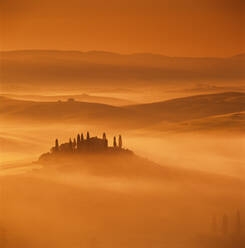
[0, 0, 244, 57]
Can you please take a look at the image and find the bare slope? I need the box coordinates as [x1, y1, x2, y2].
[125, 92, 245, 122]
[0, 96, 145, 128]
[0, 92, 245, 130]
[0, 93, 134, 106]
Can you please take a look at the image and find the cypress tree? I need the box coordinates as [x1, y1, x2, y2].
[77, 134, 81, 149]
[81, 133, 84, 141]
[55, 139, 59, 151]
[69, 138, 73, 152]
[212, 215, 217, 234]
[222, 214, 228, 236]
[103, 132, 106, 140]
[118, 135, 122, 149]
[236, 210, 241, 236]
[73, 138, 77, 150]
[87, 131, 90, 140]
[113, 136, 117, 148]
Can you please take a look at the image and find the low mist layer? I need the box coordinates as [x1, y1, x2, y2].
[0, 84, 244, 248]
[1, 50, 245, 97]
[1, 152, 244, 248]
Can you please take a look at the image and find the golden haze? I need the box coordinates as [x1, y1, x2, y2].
[0, 0, 244, 57]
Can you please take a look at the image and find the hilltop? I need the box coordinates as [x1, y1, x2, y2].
[39, 132, 133, 164]
[35, 131, 245, 185]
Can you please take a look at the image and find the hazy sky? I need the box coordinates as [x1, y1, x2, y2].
[1, 0, 244, 57]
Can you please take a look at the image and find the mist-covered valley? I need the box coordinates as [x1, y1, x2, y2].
[1, 50, 245, 102]
[0, 51, 245, 248]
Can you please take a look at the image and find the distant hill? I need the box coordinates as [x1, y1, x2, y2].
[0, 96, 144, 128]
[149, 111, 245, 133]
[1, 92, 245, 132]
[124, 92, 245, 122]
[0, 93, 134, 106]
[1, 50, 244, 93]
[231, 53, 245, 59]
[181, 111, 245, 132]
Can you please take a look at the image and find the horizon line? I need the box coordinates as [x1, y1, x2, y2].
[1, 48, 244, 59]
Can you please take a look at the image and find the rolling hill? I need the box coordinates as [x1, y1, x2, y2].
[125, 92, 245, 122]
[0, 92, 245, 132]
[149, 111, 245, 133]
[0, 93, 134, 106]
[0, 96, 144, 128]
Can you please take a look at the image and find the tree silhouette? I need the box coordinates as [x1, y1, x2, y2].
[236, 210, 241, 236]
[69, 138, 73, 151]
[212, 215, 217, 234]
[222, 214, 228, 235]
[55, 139, 59, 151]
[0, 226, 6, 248]
[77, 134, 81, 149]
[118, 135, 122, 149]
[44, 131, 131, 157]
[113, 136, 117, 148]
[73, 138, 77, 150]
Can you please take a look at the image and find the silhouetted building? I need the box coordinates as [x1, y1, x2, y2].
[51, 132, 120, 153]
[39, 132, 132, 161]
[84, 136, 108, 151]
